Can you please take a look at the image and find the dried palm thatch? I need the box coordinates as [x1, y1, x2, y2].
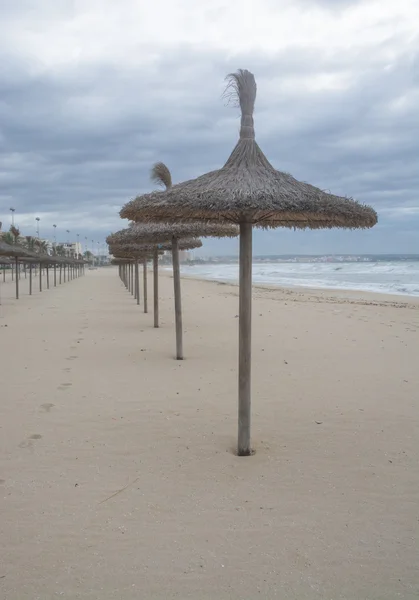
[109, 244, 158, 259]
[108, 238, 202, 255]
[119, 169, 238, 351]
[121, 69, 378, 456]
[109, 244, 156, 310]
[120, 77, 377, 229]
[108, 222, 237, 245]
[111, 258, 133, 265]
[117, 176, 238, 346]
[0, 242, 34, 299]
[0, 241, 30, 258]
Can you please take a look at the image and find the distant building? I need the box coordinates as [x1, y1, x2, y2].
[96, 254, 110, 266]
[62, 242, 83, 257]
[179, 250, 191, 263]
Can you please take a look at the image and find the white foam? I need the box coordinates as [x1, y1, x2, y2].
[180, 261, 419, 297]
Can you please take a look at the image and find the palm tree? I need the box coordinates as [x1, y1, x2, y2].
[55, 244, 66, 257]
[38, 240, 49, 254]
[24, 236, 36, 252]
[2, 231, 15, 245]
[10, 225, 20, 244]
[84, 250, 94, 265]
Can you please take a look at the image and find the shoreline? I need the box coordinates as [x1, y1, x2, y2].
[163, 269, 419, 308]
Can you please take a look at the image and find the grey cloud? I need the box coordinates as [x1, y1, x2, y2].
[297, 0, 365, 9]
[0, 34, 418, 252]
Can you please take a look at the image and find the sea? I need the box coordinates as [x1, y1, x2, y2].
[179, 256, 419, 298]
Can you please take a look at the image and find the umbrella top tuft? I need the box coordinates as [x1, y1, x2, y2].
[151, 162, 172, 190]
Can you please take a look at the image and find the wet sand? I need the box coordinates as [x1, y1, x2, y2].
[1, 267, 418, 599]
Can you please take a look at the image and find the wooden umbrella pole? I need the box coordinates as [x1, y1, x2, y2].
[153, 247, 159, 328]
[172, 236, 183, 360]
[39, 263, 42, 292]
[3, 267, 5, 283]
[15, 257, 19, 300]
[143, 258, 148, 313]
[46, 266, 49, 289]
[131, 264, 134, 296]
[59, 265, 62, 284]
[54, 264, 57, 287]
[29, 263, 32, 295]
[238, 221, 252, 456]
[135, 260, 140, 305]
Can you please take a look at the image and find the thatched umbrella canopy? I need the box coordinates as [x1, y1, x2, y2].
[111, 258, 134, 265]
[0, 255, 12, 305]
[108, 238, 202, 253]
[110, 236, 203, 329]
[119, 176, 238, 356]
[109, 244, 159, 309]
[120, 69, 378, 456]
[0, 241, 30, 258]
[0, 242, 35, 300]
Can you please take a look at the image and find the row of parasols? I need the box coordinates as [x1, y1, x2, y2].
[102, 69, 378, 456]
[0, 239, 86, 301]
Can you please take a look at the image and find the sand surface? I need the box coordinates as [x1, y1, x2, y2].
[1, 267, 418, 599]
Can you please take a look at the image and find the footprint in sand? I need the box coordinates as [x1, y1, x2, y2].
[40, 403, 55, 412]
[58, 383, 72, 391]
[19, 434, 42, 449]
[63, 367, 71, 372]
[0, 479, 5, 485]
[66, 356, 78, 361]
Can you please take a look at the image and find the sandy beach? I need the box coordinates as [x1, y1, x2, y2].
[1, 267, 418, 599]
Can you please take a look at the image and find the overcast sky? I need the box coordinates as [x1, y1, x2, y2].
[0, 0, 418, 255]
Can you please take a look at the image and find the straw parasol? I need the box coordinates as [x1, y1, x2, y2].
[120, 69, 378, 456]
[0, 241, 35, 300]
[108, 233, 203, 329]
[0, 241, 30, 258]
[119, 169, 238, 358]
[109, 243, 158, 309]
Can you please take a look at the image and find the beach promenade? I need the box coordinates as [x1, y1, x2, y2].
[1, 268, 418, 599]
